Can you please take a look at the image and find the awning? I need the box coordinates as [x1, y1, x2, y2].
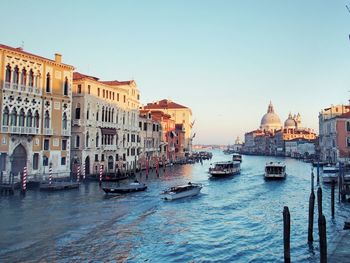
[101, 128, 116, 135]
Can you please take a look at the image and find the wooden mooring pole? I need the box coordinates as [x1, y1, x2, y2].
[319, 214, 327, 263]
[308, 190, 315, 243]
[317, 187, 323, 221]
[283, 206, 291, 263]
[331, 181, 335, 219]
[317, 162, 320, 185]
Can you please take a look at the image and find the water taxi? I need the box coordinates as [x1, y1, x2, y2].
[322, 165, 339, 183]
[265, 162, 286, 179]
[209, 161, 240, 178]
[161, 182, 202, 200]
[232, 153, 242, 163]
[102, 181, 147, 194]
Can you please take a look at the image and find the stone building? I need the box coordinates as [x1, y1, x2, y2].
[71, 72, 140, 175]
[0, 44, 74, 178]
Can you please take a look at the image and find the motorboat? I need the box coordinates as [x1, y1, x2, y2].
[161, 182, 202, 200]
[265, 162, 286, 179]
[209, 161, 240, 177]
[322, 165, 339, 183]
[232, 153, 242, 163]
[102, 181, 147, 194]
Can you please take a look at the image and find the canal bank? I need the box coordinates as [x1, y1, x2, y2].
[1, 151, 350, 262]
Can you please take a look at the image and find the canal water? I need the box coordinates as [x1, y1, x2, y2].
[1, 150, 350, 263]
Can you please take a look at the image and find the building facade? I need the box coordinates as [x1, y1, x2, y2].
[71, 72, 140, 175]
[0, 44, 74, 178]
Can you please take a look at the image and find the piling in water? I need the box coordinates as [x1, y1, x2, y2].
[283, 206, 291, 263]
[319, 215, 327, 263]
[308, 190, 315, 243]
[331, 181, 335, 219]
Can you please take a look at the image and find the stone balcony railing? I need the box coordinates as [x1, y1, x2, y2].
[43, 128, 53, 135]
[1, 125, 39, 135]
[72, 119, 81, 126]
[3, 81, 41, 95]
[62, 129, 71, 136]
[102, 145, 117, 151]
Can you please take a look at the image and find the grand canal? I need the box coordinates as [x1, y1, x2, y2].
[1, 151, 350, 262]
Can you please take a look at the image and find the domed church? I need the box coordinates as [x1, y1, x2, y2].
[260, 102, 282, 133]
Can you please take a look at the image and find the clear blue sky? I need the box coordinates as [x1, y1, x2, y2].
[2, 1, 350, 144]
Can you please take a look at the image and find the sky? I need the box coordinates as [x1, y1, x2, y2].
[1, 1, 350, 144]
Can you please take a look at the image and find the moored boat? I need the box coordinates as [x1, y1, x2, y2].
[103, 181, 147, 194]
[209, 161, 240, 177]
[161, 182, 202, 200]
[265, 162, 286, 179]
[322, 165, 339, 183]
[232, 153, 242, 163]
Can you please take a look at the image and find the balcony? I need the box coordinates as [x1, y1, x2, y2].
[1, 125, 39, 135]
[43, 128, 53, 135]
[72, 119, 81, 126]
[103, 145, 117, 151]
[62, 129, 71, 136]
[3, 81, 42, 95]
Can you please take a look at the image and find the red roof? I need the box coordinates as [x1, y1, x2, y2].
[73, 72, 99, 81]
[144, 99, 188, 110]
[0, 43, 74, 69]
[73, 71, 134, 86]
[100, 80, 134, 86]
[337, 111, 350, 119]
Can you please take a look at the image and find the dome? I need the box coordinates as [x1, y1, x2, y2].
[260, 102, 282, 132]
[284, 113, 296, 128]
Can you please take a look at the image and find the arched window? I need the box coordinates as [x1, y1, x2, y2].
[46, 73, 51, 92]
[86, 104, 90, 120]
[26, 110, 33, 127]
[19, 109, 25, 127]
[34, 111, 39, 128]
[5, 64, 11, 83]
[112, 109, 114, 123]
[2, 107, 9, 126]
[35, 72, 40, 88]
[10, 108, 17, 126]
[115, 133, 119, 145]
[13, 66, 19, 84]
[28, 69, 34, 87]
[21, 68, 27, 86]
[102, 106, 105, 122]
[63, 77, 68, 95]
[75, 103, 81, 119]
[62, 112, 67, 130]
[86, 132, 89, 147]
[108, 108, 111, 122]
[96, 132, 99, 147]
[44, 110, 50, 128]
[96, 107, 99, 121]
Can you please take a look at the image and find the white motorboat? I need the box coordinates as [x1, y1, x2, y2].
[322, 165, 339, 183]
[209, 161, 240, 177]
[161, 182, 202, 200]
[103, 181, 147, 194]
[265, 162, 286, 179]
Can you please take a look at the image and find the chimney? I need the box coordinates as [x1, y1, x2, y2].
[55, 53, 62, 64]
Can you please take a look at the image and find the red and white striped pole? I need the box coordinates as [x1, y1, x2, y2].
[99, 163, 103, 186]
[49, 165, 53, 185]
[77, 165, 81, 182]
[21, 166, 27, 195]
[82, 163, 86, 180]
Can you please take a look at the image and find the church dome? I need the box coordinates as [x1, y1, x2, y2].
[284, 113, 296, 128]
[260, 102, 282, 132]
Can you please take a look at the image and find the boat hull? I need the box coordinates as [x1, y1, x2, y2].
[264, 173, 286, 179]
[210, 168, 240, 177]
[103, 185, 147, 194]
[163, 186, 202, 200]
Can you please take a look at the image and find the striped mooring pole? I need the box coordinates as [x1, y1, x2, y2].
[21, 166, 27, 195]
[49, 165, 53, 185]
[77, 165, 81, 182]
[82, 163, 86, 180]
[99, 163, 103, 186]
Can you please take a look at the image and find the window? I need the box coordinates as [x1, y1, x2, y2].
[5, 64, 11, 82]
[123, 95, 126, 103]
[103, 89, 105, 98]
[26, 110, 33, 127]
[2, 107, 9, 126]
[28, 70, 34, 87]
[87, 85, 91, 94]
[153, 124, 155, 131]
[62, 139, 67, 150]
[112, 92, 115, 100]
[62, 113, 68, 130]
[64, 77, 69, 95]
[86, 106, 90, 120]
[86, 132, 89, 148]
[19, 109, 25, 127]
[137, 94, 140, 100]
[75, 103, 81, 119]
[95, 154, 99, 162]
[21, 68, 27, 86]
[98, 88, 100, 97]
[46, 73, 51, 92]
[0, 153, 6, 171]
[117, 93, 119, 101]
[96, 132, 99, 147]
[96, 108, 99, 121]
[139, 122, 142, 128]
[33, 153, 39, 170]
[101, 154, 105, 161]
[347, 122, 350, 132]
[76, 135, 80, 148]
[44, 110, 50, 128]
[144, 123, 147, 131]
[43, 156, 49, 166]
[10, 108, 17, 126]
[77, 84, 82, 94]
[102, 106, 105, 122]
[13, 66, 19, 84]
[34, 111, 39, 128]
[44, 139, 50, 150]
[61, 157, 66, 165]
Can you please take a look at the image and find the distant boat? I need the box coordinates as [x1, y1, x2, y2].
[232, 153, 242, 163]
[209, 161, 240, 178]
[322, 165, 339, 183]
[161, 182, 202, 201]
[102, 181, 147, 194]
[265, 162, 286, 179]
